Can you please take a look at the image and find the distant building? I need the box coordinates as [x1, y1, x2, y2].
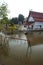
[25, 11, 43, 30]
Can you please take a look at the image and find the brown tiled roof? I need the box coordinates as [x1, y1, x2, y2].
[29, 11, 43, 22]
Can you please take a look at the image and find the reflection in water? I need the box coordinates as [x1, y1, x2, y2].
[1, 32, 43, 65]
[0, 33, 32, 65]
[26, 44, 32, 57]
[0, 41, 9, 57]
[0, 43, 9, 64]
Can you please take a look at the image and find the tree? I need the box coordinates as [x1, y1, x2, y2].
[10, 17, 18, 24]
[18, 14, 24, 24]
[1, 17, 9, 24]
[10, 14, 24, 25]
[0, 2, 9, 30]
[0, 2, 8, 19]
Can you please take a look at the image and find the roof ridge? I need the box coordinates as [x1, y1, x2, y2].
[30, 11, 43, 14]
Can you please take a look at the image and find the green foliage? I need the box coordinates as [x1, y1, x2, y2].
[8, 24, 19, 31]
[0, 2, 9, 24]
[10, 17, 18, 24]
[10, 14, 24, 24]
[0, 2, 8, 19]
[0, 24, 3, 30]
[1, 17, 9, 24]
[18, 14, 24, 24]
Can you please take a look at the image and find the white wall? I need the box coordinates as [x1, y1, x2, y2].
[28, 16, 43, 30]
[33, 22, 43, 29]
[28, 16, 34, 22]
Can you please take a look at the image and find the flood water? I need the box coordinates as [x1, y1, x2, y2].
[0, 32, 43, 65]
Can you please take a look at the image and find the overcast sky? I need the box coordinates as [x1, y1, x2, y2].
[0, 0, 43, 18]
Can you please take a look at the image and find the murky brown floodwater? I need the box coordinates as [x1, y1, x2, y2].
[0, 32, 43, 65]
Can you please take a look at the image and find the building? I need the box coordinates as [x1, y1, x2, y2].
[25, 11, 43, 30]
